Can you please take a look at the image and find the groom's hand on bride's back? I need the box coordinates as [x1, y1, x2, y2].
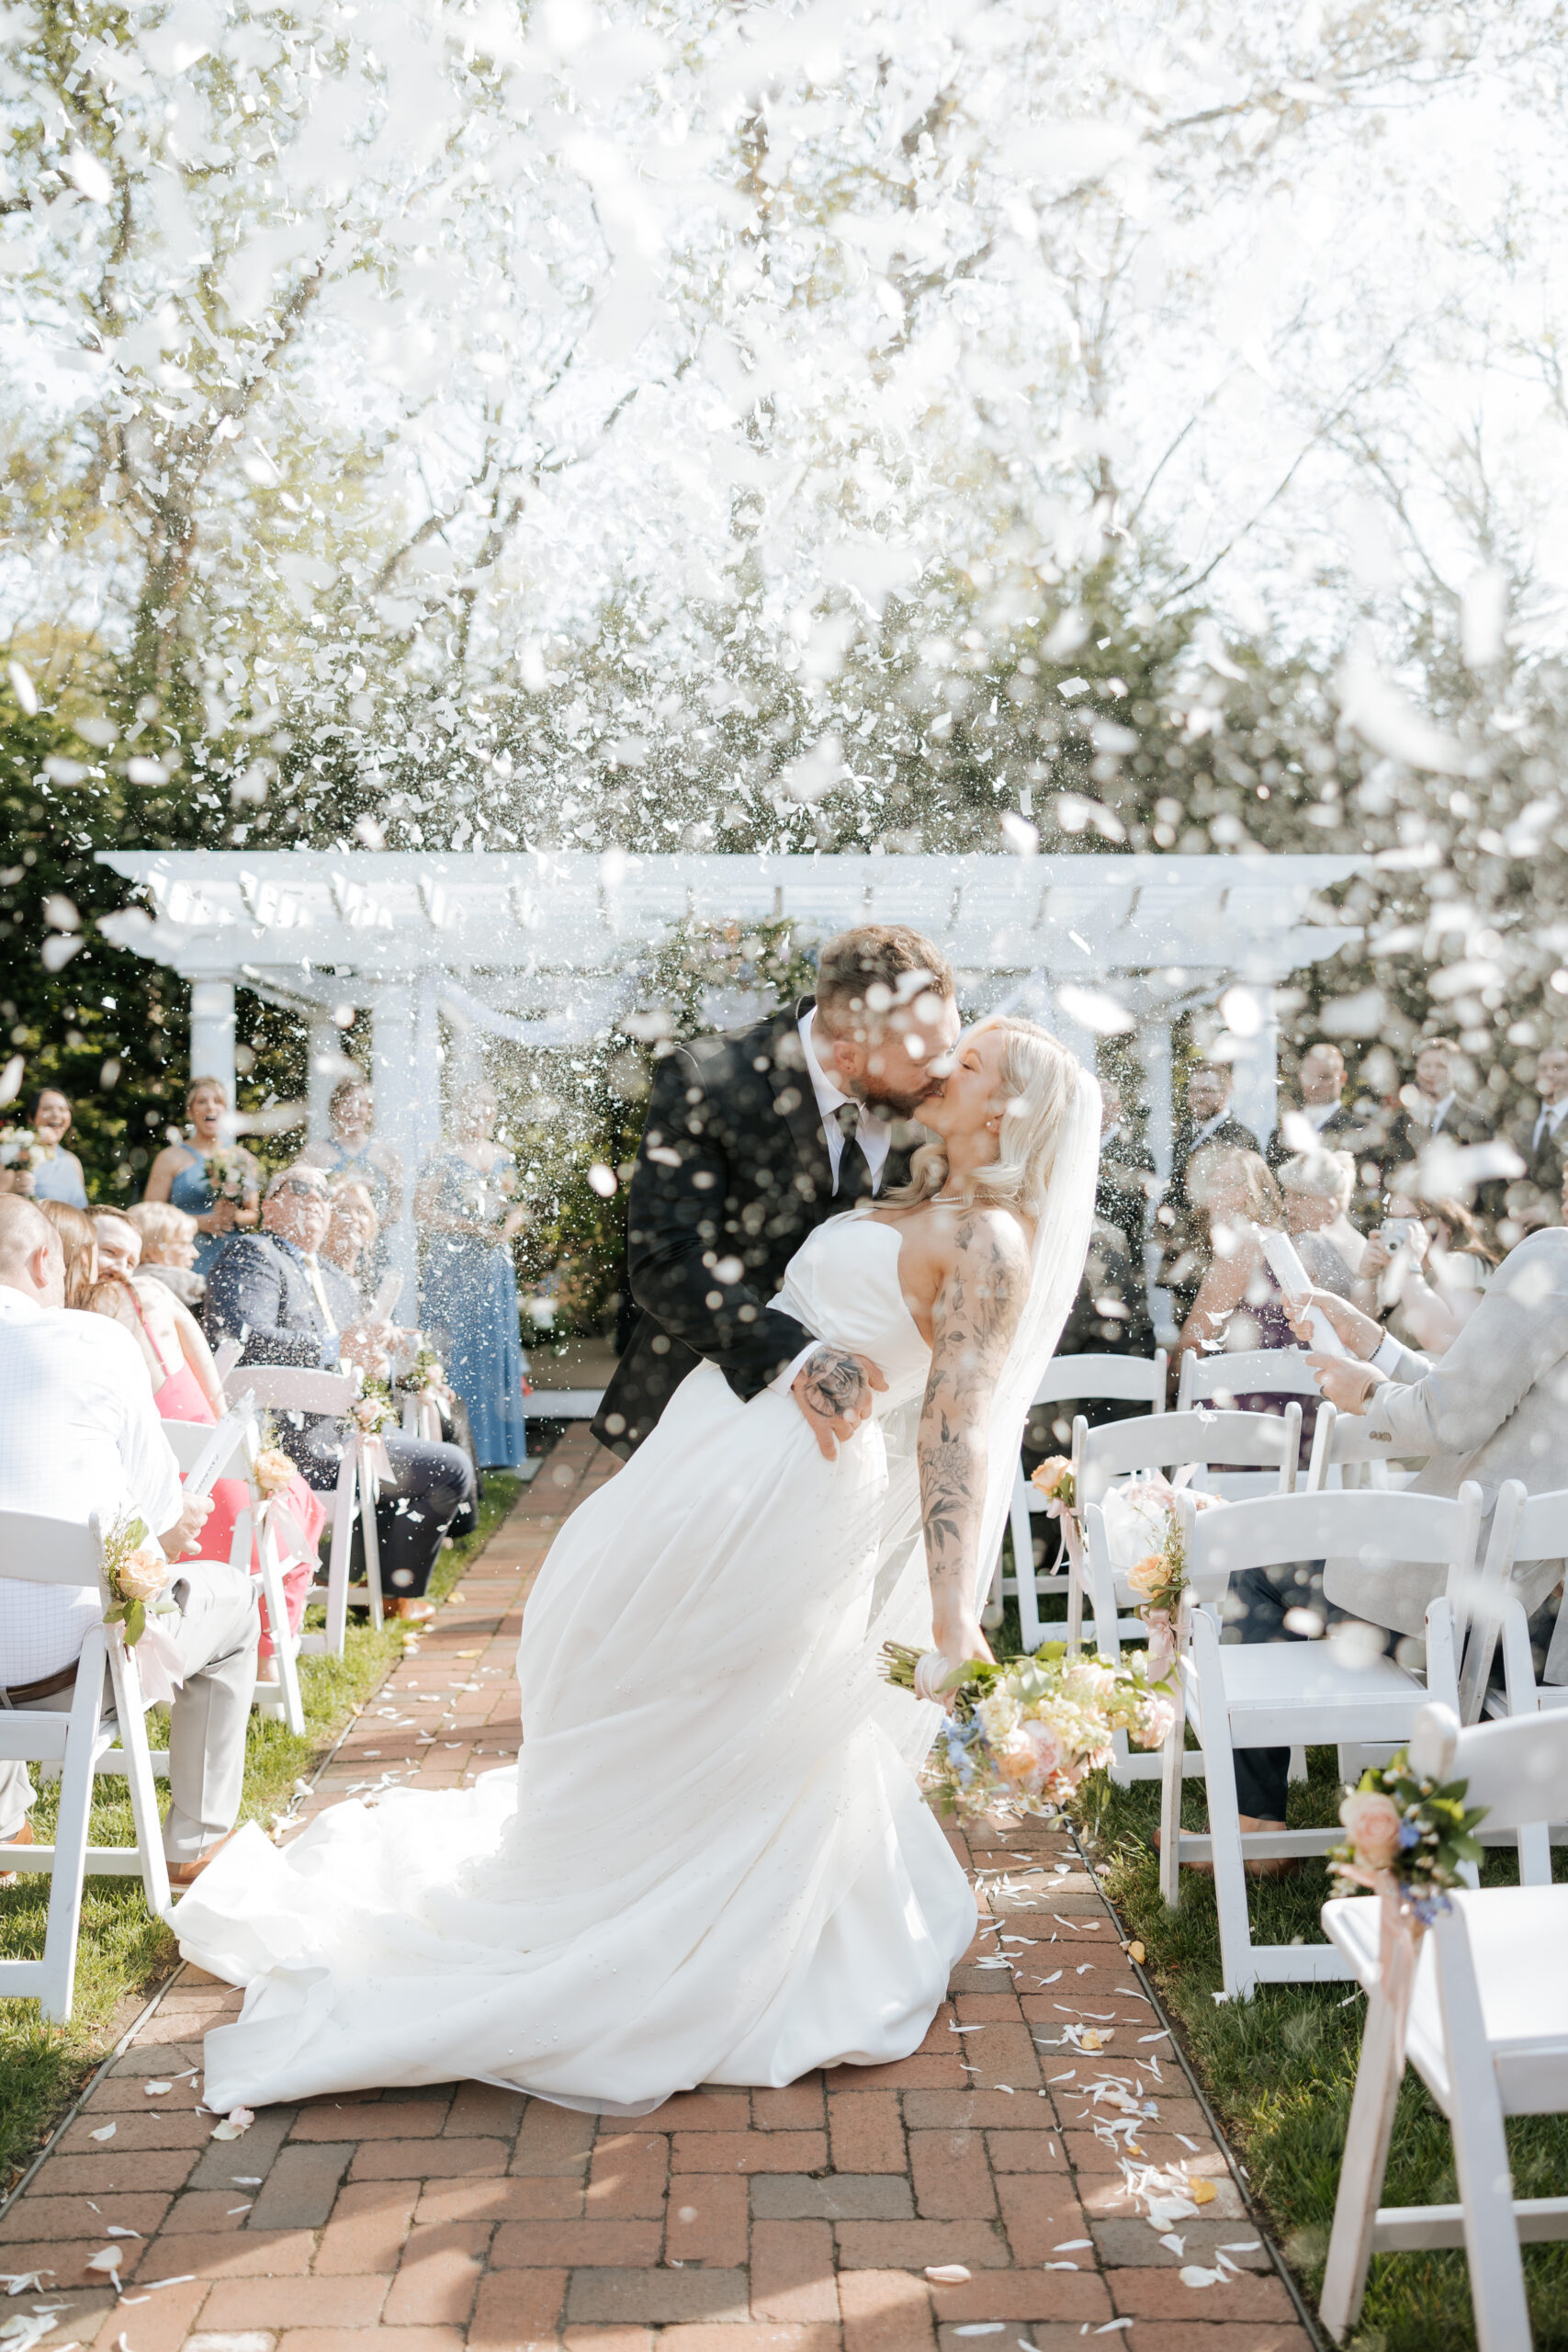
[792, 1344, 888, 1459]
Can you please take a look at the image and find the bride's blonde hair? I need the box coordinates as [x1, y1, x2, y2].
[893, 1017, 1086, 1223]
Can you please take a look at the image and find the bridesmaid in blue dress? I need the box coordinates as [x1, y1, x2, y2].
[1, 1089, 89, 1205]
[142, 1076, 261, 1276]
[415, 1080, 528, 1469]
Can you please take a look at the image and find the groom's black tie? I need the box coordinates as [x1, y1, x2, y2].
[834, 1101, 872, 1200]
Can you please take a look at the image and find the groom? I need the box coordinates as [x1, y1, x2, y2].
[593, 923, 961, 1461]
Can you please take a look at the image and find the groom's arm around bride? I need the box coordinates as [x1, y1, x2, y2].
[592, 924, 961, 1461]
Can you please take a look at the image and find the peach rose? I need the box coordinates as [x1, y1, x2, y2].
[253, 1446, 295, 1497]
[118, 1545, 171, 1604]
[1020, 1717, 1065, 1781]
[1125, 1554, 1167, 1601]
[1340, 1788, 1403, 1868]
[1135, 1695, 1177, 1751]
[994, 1732, 1043, 1784]
[1032, 1455, 1072, 1499]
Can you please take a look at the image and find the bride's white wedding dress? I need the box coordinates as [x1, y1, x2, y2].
[179, 1208, 983, 2115]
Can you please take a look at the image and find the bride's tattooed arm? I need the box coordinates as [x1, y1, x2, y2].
[919, 1208, 1031, 1652]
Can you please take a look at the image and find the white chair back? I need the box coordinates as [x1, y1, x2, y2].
[0, 1511, 103, 1588]
[1412, 1699, 1568, 1826]
[1076, 1406, 1299, 1513]
[1032, 1351, 1168, 1408]
[987, 1351, 1168, 1647]
[226, 1365, 358, 1416]
[1177, 1482, 1483, 1613]
[1176, 1345, 1318, 1412]
[211, 1335, 244, 1385]
[162, 1413, 251, 1484]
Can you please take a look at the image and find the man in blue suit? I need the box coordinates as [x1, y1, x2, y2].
[205, 1164, 475, 1624]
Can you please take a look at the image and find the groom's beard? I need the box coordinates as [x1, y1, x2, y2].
[851, 1079, 942, 1123]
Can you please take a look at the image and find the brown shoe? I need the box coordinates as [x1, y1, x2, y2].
[385, 1598, 435, 1626]
[167, 1826, 243, 1891]
[0, 1819, 35, 1887]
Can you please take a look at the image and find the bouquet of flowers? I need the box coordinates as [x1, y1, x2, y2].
[1031, 1455, 1075, 1516]
[353, 1377, 399, 1438]
[883, 1640, 1176, 1821]
[252, 1422, 298, 1498]
[398, 1344, 445, 1400]
[101, 1512, 176, 1649]
[204, 1145, 250, 1201]
[1329, 1750, 1486, 1923]
[1120, 1480, 1227, 1679]
[0, 1124, 44, 1170]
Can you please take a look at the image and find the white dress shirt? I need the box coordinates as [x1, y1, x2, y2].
[797, 1006, 892, 1194]
[0, 1291, 183, 1683]
[1427, 1091, 1456, 1135]
[1303, 1100, 1340, 1133]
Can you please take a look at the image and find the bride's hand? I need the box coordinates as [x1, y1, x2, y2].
[930, 1608, 995, 1678]
[792, 1345, 888, 1460]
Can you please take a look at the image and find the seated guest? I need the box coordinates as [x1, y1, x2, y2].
[89, 1208, 324, 1655]
[0, 1196, 259, 1888]
[1276, 1148, 1366, 1283]
[204, 1163, 476, 1625]
[125, 1200, 206, 1307]
[93, 1209, 226, 1416]
[1154, 1061, 1260, 1330]
[1226, 1228, 1568, 1848]
[324, 1177, 484, 1488]
[320, 1178, 378, 1313]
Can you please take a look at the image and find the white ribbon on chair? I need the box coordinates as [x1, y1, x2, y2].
[125, 1617, 186, 1707]
[359, 1432, 394, 1498]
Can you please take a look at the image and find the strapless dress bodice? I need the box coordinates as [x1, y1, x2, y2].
[771, 1209, 931, 1410]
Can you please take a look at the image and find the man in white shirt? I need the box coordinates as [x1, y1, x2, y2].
[0, 1198, 260, 1886]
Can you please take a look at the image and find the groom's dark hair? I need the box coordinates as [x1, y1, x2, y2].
[814, 924, 954, 1034]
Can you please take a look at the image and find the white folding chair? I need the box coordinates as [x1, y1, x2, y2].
[1176, 1344, 1320, 1413]
[990, 1351, 1168, 1645]
[163, 1415, 306, 1737]
[1074, 1406, 1300, 1787]
[1304, 1399, 1427, 1494]
[223, 1365, 382, 1654]
[1319, 1702, 1568, 2351]
[1074, 1404, 1301, 1656]
[1453, 1483, 1568, 1886]
[211, 1334, 244, 1391]
[1157, 1483, 1489, 1999]
[0, 1511, 172, 2022]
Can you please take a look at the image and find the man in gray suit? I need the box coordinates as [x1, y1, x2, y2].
[1224, 1227, 1568, 1839]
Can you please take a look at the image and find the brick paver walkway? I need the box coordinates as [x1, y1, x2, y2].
[1, 1426, 1311, 2352]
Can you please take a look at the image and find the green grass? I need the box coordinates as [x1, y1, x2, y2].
[0, 1469, 522, 2196]
[1079, 1759, 1568, 2352]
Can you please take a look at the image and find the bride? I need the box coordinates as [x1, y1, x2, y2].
[179, 1017, 1100, 2116]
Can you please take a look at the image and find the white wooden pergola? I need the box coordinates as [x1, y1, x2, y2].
[98, 848, 1365, 1300]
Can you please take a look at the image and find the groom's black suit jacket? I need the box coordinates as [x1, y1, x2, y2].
[592, 1000, 915, 1458]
